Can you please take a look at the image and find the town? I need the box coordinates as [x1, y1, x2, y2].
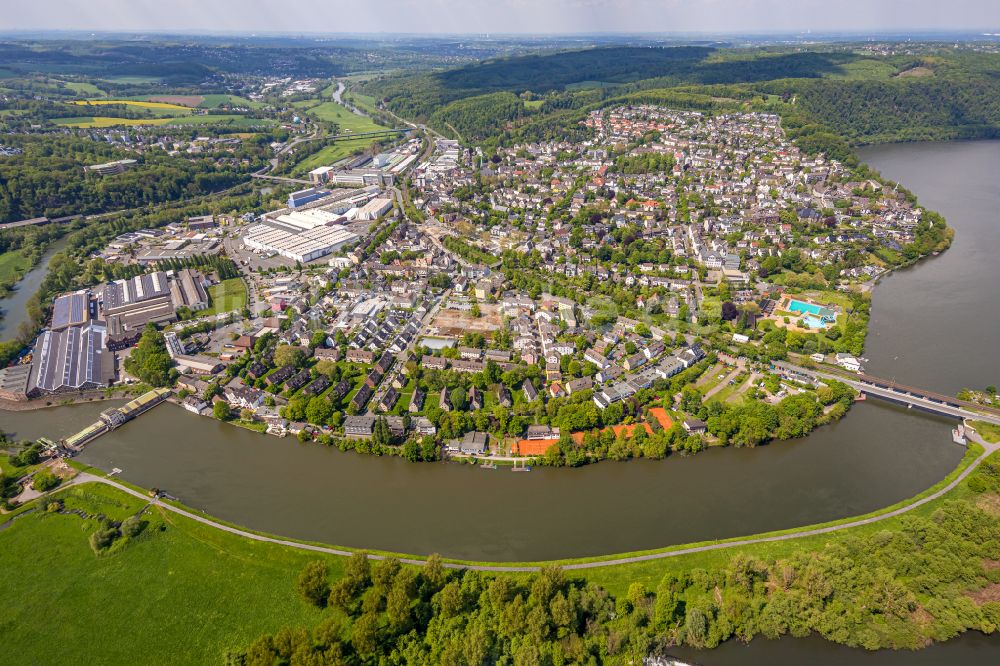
[0, 104, 949, 466]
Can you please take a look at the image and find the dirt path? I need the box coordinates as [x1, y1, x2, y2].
[60, 432, 996, 572]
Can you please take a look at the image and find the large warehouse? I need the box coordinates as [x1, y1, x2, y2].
[31, 321, 114, 393]
[51, 291, 91, 330]
[103, 271, 171, 314]
[244, 220, 359, 263]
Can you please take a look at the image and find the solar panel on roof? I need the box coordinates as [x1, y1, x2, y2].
[52, 295, 71, 329]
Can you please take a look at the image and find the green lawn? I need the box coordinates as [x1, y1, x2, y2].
[344, 92, 380, 115]
[970, 420, 1000, 444]
[164, 114, 275, 128]
[0, 248, 32, 283]
[0, 483, 333, 665]
[59, 80, 105, 96]
[290, 138, 371, 176]
[204, 278, 247, 316]
[302, 101, 388, 134]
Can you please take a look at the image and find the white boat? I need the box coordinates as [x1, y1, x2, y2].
[952, 425, 967, 446]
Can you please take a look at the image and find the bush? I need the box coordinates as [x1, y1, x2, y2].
[32, 470, 60, 492]
[296, 560, 330, 608]
[121, 516, 146, 538]
[967, 475, 988, 493]
[213, 401, 232, 420]
[89, 527, 120, 553]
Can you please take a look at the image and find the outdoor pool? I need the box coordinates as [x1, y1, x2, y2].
[787, 298, 835, 329]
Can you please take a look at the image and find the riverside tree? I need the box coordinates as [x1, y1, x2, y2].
[123, 324, 175, 387]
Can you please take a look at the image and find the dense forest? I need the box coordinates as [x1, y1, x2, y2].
[229, 492, 1000, 664]
[361, 46, 1000, 146]
[0, 135, 250, 223]
[362, 47, 859, 122]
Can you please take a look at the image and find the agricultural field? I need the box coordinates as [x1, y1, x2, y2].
[50, 116, 173, 128]
[300, 101, 389, 134]
[138, 94, 263, 109]
[58, 80, 105, 96]
[204, 278, 248, 316]
[50, 114, 275, 129]
[71, 99, 193, 112]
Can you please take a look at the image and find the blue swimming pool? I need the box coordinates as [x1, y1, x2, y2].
[788, 299, 835, 328]
[788, 299, 822, 316]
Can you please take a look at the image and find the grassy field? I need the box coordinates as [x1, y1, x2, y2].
[290, 138, 371, 176]
[51, 114, 274, 129]
[0, 483, 331, 665]
[971, 420, 1000, 444]
[194, 94, 263, 109]
[73, 99, 193, 112]
[302, 101, 388, 134]
[0, 248, 32, 283]
[51, 116, 173, 128]
[344, 91, 380, 114]
[204, 278, 247, 316]
[60, 81, 105, 96]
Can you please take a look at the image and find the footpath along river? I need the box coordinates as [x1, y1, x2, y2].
[3, 140, 999, 661]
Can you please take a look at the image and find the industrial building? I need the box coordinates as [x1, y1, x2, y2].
[101, 269, 208, 349]
[272, 208, 345, 230]
[51, 291, 91, 330]
[309, 166, 335, 184]
[329, 169, 395, 187]
[243, 220, 359, 263]
[103, 272, 171, 314]
[287, 187, 330, 208]
[31, 322, 114, 393]
[355, 198, 393, 221]
[168, 268, 209, 311]
[83, 158, 138, 176]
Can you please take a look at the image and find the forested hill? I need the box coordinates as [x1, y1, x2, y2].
[361, 46, 1000, 145]
[363, 46, 857, 124]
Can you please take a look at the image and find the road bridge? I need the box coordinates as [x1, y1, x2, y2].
[774, 361, 1000, 427]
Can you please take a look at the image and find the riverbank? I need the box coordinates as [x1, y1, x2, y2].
[0, 388, 141, 412]
[59, 431, 991, 572]
[1, 432, 996, 664]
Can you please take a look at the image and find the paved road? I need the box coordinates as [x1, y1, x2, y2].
[783, 361, 1000, 427]
[62, 428, 996, 572]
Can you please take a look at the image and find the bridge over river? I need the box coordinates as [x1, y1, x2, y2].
[774, 361, 1000, 427]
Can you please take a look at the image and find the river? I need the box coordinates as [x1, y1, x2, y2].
[4, 141, 1000, 661]
[858, 140, 1000, 394]
[0, 235, 71, 342]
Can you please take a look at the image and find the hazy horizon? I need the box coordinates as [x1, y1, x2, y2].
[3, 1, 1000, 36]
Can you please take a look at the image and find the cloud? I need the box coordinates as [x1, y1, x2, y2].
[1, 0, 998, 34]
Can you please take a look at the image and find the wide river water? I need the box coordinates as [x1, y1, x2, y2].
[3, 140, 1000, 661]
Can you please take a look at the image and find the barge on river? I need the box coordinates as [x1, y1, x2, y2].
[62, 388, 171, 451]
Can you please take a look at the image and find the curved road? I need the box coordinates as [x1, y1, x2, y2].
[65, 430, 997, 572]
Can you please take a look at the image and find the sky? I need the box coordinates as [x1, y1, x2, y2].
[2, 0, 1000, 35]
